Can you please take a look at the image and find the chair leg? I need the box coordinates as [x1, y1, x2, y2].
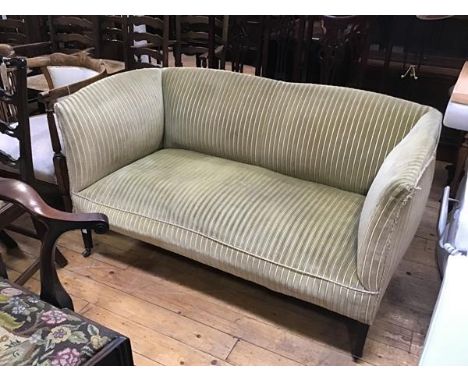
[0, 255, 8, 279]
[55, 249, 68, 268]
[81, 229, 94, 258]
[11, 252, 67, 285]
[14, 258, 40, 285]
[0, 230, 18, 249]
[349, 320, 369, 361]
[32, 218, 68, 268]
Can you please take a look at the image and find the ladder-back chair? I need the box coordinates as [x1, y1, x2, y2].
[123, 15, 170, 69]
[175, 15, 229, 69]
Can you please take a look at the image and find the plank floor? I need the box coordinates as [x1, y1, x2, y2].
[1, 161, 447, 365]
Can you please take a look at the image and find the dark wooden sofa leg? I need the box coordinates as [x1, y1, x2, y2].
[349, 320, 370, 361]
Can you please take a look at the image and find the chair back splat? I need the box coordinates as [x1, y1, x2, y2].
[318, 15, 371, 87]
[0, 56, 34, 184]
[175, 15, 229, 69]
[48, 16, 100, 56]
[123, 15, 170, 70]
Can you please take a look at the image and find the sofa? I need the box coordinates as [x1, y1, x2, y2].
[55, 68, 442, 358]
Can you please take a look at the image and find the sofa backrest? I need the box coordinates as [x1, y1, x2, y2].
[162, 68, 430, 195]
[55, 68, 164, 193]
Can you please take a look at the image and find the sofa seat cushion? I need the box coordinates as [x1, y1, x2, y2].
[73, 149, 379, 322]
[0, 279, 116, 366]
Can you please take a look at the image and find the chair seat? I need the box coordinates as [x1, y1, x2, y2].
[0, 114, 61, 184]
[72, 148, 378, 322]
[0, 279, 116, 366]
[47, 66, 100, 88]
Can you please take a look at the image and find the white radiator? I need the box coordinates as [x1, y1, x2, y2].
[419, 172, 468, 365]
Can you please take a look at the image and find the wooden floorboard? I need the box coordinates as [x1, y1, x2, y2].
[0, 161, 448, 365]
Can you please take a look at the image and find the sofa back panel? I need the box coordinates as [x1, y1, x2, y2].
[55, 68, 164, 192]
[162, 68, 429, 194]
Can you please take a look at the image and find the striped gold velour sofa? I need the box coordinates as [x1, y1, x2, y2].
[55, 68, 442, 359]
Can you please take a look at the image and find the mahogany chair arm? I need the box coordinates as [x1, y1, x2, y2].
[0, 177, 109, 310]
[0, 177, 108, 234]
[26, 54, 53, 69]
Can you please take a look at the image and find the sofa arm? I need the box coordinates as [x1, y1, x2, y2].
[54, 68, 164, 193]
[357, 109, 442, 292]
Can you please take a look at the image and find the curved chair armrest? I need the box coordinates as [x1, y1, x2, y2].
[357, 109, 442, 293]
[37, 67, 107, 105]
[31, 53, 108, 105]
[0, 177, 109, 310]
[27, 51, 96, 69]
[0, 177, 108, 234]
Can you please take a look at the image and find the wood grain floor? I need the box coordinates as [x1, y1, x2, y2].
[1, 162, 447, 366]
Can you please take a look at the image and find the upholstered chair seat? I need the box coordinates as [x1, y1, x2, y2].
[0, 279, 116, 366]
[0, 114, 62, 183]
[47, 66, 100, 88]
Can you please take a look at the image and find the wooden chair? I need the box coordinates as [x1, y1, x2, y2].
[0, 56, 64, 283]
[175, 16, 229, 69]
[48, 16, 101, 56]
[0, 53, 107, 259]
[261, 16, 308, 82]
[1, 53, 106, 206]
[99, 15, 125, 61]
[0, 177, 109, 309]
[123, 15, 170, 69]
[0, 179, 134, 366]
[318, 16, 371, 87]
[227, 16, 265, 75]
[0, 16, 30, 46]
[0, 16, 50, 58]
[0, 197, 25, 279]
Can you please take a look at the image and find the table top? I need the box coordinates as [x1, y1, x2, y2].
[26, 58, 125, 93]
[452, 61, 468, 106]
[444, 101, 468, 132]
[444, 61, 468, 132]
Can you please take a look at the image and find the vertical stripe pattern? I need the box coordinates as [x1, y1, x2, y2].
[55, 68, 165, 192]
[72, 148, 381, 323]
[357, 109, 442, 294]
[55, 68, 443, 324]
[162, 68, 429, 195]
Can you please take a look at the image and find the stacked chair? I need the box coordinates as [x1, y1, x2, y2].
[0, 51, 107, 285]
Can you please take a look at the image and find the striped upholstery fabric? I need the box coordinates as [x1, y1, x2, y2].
[357, 110, 441, 293]
[163, 68, 429, 195]
[55, 68, 164, 192]
[55, 68, 443, 324]
[72, 149, 382, 323]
